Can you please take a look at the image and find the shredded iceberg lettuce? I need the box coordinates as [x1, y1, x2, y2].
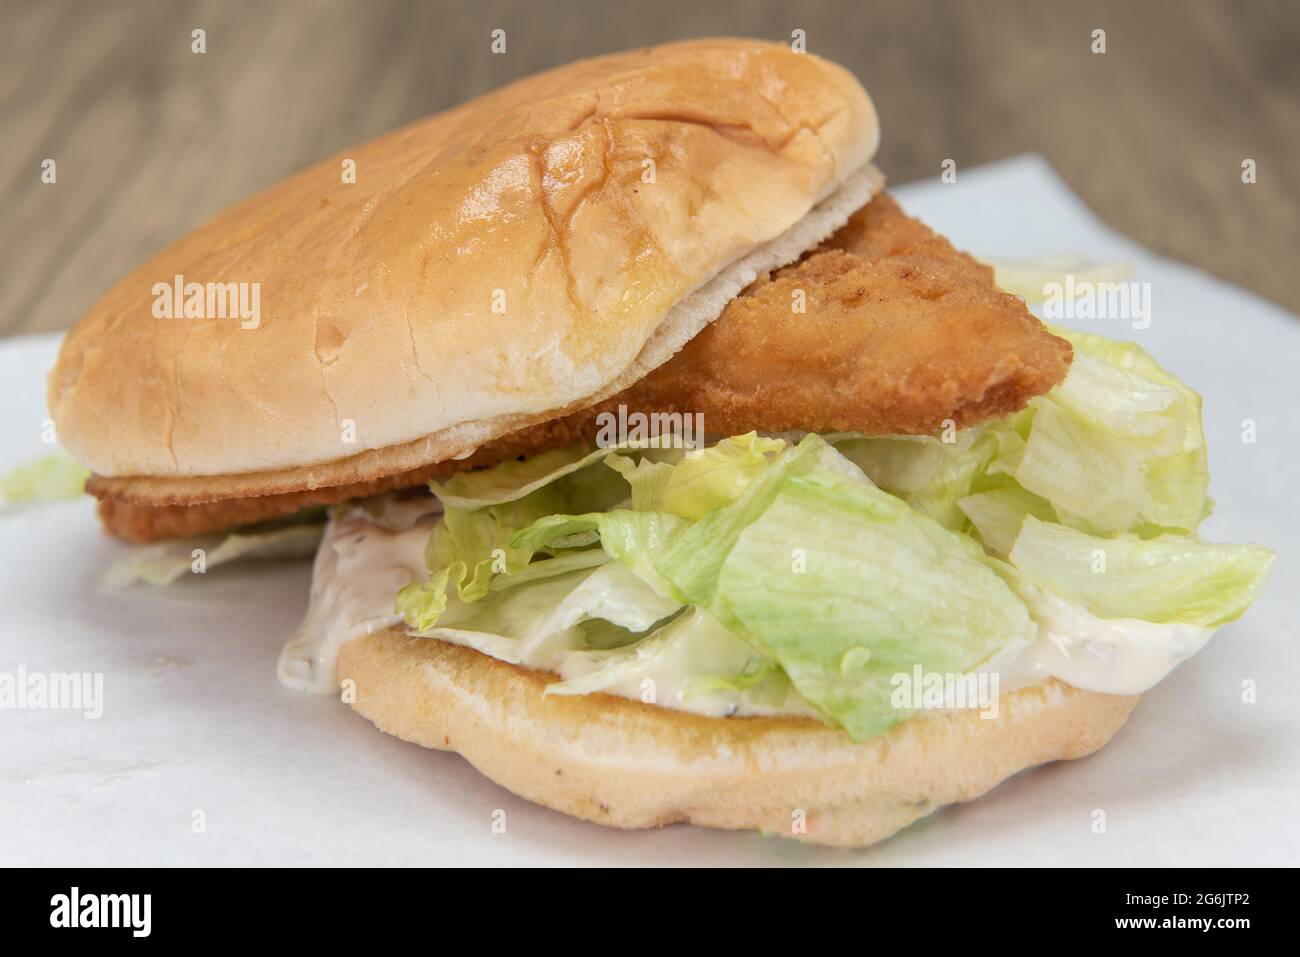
[660, 455, 1033, 738]
[549, 607, 810, 717]
[385, 330, 1271, 739]
[1008, 517, 1273, 627]
[399, 433, 1038, 735]
[833, 329, 1212, 548]
[833, 429, 998, 530]
[103, 523, 325, 587]
[0, 449, 89, 511]
[984, 256, 1135, 305]
[619, 432, 787, 520]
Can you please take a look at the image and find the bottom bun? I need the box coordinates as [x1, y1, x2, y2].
[338, 629, 1139, 849]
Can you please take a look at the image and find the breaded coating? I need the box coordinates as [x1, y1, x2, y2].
[96, 467, 441, 542]
[612, 255, 1069, 437]
[818, 192, 994, 281]
[95, 193, 1071, 542]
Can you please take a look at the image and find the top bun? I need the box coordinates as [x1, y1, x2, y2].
[50, 38, 879, 479]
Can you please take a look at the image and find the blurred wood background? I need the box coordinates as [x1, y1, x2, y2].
[3, 0, 1298, 337]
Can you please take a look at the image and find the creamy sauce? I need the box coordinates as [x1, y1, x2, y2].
[278, 508, 815, 717]
[280, 510, 1217, 712]
[1005, 586, 1212, 696]
[277, 508, 435, 694]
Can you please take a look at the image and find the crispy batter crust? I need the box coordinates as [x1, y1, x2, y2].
[609, 195, 1071, 437]
[93, 193, 1070, 541]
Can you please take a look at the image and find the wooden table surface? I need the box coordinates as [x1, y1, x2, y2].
[4, 0, 1298, 337]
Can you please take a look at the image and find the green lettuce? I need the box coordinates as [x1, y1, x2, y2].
[509, 510, 690, 598]
[498, 435, 1032, 738]
[1008, 516, 1274, 627]
[833, 332, 1210, 546]
[0, 449, 90, 511]
[545, 607, 783, 701]
[400, 434, 793, 627]
[408, 560, 686, 677]
[385, 328, 1272, 741]
[1015, 353, 1203, 535]
[1054, 328, 1211, 532]
[658, 453, 1032, 738]
[103, 523, 325, 587]
[398, 504, 692, 632]
[833, 430, 997, 530]
[956, 485, 1055, 556]
[399, 443, 646, 619]
[412, 565, 626, 664]
[429, 444, 627, 510]
[615, 432, 786, 520]
[644, 435, 856, 605]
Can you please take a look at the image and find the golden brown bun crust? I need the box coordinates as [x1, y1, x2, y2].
[337, 629, 1139, 849]
[50, 39, 878, 480]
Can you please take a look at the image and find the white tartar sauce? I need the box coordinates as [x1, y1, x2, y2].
[279, 510, 1217, 712]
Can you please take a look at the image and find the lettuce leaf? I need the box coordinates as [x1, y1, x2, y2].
[411, 566, 612, 663]
[834, 333, 1211, 542]
[1015, 352, 1202, 534]
[651, 434, 860, 606]
[1008, 516, 1274, 627]
[658, 445, 1033, 739]
[548, 607, 802, 714]
[603, 453, 676, 511]
[0, 450, 89, 511]
[510, 510, 691, 598]
[423, 494, 555, 601]
[400, 503, 691, 632]
[409, 560, 681, 668]
[409, 567, 802, 717]
[1053, 327, 1211, 533]
[103, 523, 325, 587]
[429, 444, 626, 510]
[409, 443, 643, 614]
[642, 432, 786, 521]
[833, 430, 998, 531]
[957, 484, 1055, 556]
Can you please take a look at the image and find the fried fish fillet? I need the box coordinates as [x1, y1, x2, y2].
[612, 207, 1068, 436]
[93, 193, 1071, 542]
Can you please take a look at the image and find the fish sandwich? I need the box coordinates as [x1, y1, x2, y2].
[50, 39, 1274, 847]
